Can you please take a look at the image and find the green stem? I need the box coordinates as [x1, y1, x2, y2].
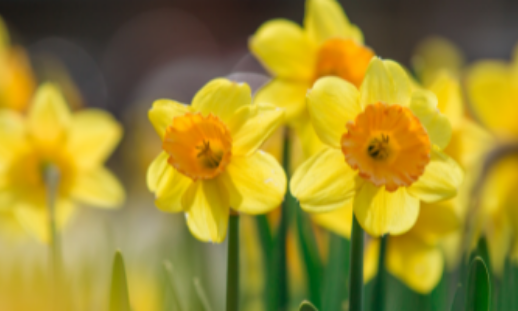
[322, 234, 350, 311]
[267, 127, 291, 311]
[295, 202, 322, 308]
[349, 214, 364, 311]
[45, 165, 62, 309]
[372, 235, 387, 311]
[256, 214, 273, 273]
[226, 214, 240, 311]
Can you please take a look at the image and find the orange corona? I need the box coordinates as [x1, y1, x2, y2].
[314, 38, 374, 87]
[163, 113, 232, 181]
[341, 103, 431, 192]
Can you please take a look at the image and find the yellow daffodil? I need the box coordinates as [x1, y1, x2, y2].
[147, 78, 286, 243]
[250, 0, 373, 123]
[411, 36, 465, 87]
[291, 58, 463, 236]
[465, 46, 518, 275]
[311, 71, 479, 292]
[0, 83, 125, 241]
[466, 44, 518, 138]
[0, 17, 35, 111]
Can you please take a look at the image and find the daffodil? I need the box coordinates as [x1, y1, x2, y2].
[465, 46, 518, 275]
[250, 0, 373, 123]
[147, 78, 286, 243]
[411, 36, 465, 87]
[0, 83, 125, 241]
[291, 58, 463, 236]
[0, 16, 35, 111]
[312, 69, 491, 293]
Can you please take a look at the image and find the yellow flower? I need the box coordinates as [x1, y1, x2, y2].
[290, 58, 463, 236]
[465, 45, 518, 274]
[0, 17, 35, 111]
[465, 44, 518, 138]
[147, 78, 286, 243]
[411, 36, 465, 87]
[249, 0, 373, 123]
[0, 83, 125, 241]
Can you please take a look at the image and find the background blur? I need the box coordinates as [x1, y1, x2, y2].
[0, 0, 517, 310]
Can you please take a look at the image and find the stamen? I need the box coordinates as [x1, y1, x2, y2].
[367, 134, 390, 160]
[196, 140, 223, 169]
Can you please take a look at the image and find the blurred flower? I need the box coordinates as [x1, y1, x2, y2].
[147, 78, 286, 243]
[0, 83, 125, 241]
[250, 0, 373, 123]
[0, 17, 36, 111]
[465, 46, 518, 275]
[466, 44, 518, 138]
[411, 36, 465, 87]
[291, 58, 463, 236]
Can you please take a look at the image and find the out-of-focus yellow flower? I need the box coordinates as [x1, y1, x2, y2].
[0, 83, 125, 241]
[250, 0, 373, 123]
[147, 78, 286, 243]
[291, 58, 463, 236]
[412, 36, 465, 87]
[465, 46, 518, 275]
[466, 45, 518, 138]
[0, 17, 35, 111]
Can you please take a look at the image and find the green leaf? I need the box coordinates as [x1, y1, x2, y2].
[109, 250, 131, 311]
[193, 277, 213, 311]
[466, 256, 491, 311]
[295, 202, 323, 308]
[163, 260, 184, 311]
[299, 300, 319, 311]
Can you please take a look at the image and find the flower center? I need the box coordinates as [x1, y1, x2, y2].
[314, 38, 375, 87]
[341, 103, 431, 192]
[163, 112, 232, 180]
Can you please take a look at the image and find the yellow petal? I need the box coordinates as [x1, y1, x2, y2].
[220, 151, 286, 215]
[70, 167, 125, 208]
[291, 147, 357, 212]
[0, 109, 27, 166]
[386, 234, 444, 294]
[354, 182, 419, 236]
[183, 179, 229, 243]
[148, 99, 191, 139]
[0, 47, 36, 111]
[66, 109, 122, 169]
[192, 78, 251, 125]
[292, 114, 326, 159]
[427, 72, 464, 128]
[409, 89, 452, 149]
[360, 58, 412, 107]
[147, 151, 192, 213]
[409, 200, 461, 245]
[227, 103, 284, 156]
[407, 147, 463, 203]
[253, 78, 309, 122]
[27, 83, 71, 148]
[364, 238, 380, 283]
[304, 0, 364, 44]
[447, 119, 493, 170]
[307, 76, 361, 148]
[465, 60, 518, 136]
[311, 201, 353, 238]
[250, 19, 316, 80]
[15, 199, 75, 242]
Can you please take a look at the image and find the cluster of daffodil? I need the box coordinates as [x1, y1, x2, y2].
[1, 0, 518, 310]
